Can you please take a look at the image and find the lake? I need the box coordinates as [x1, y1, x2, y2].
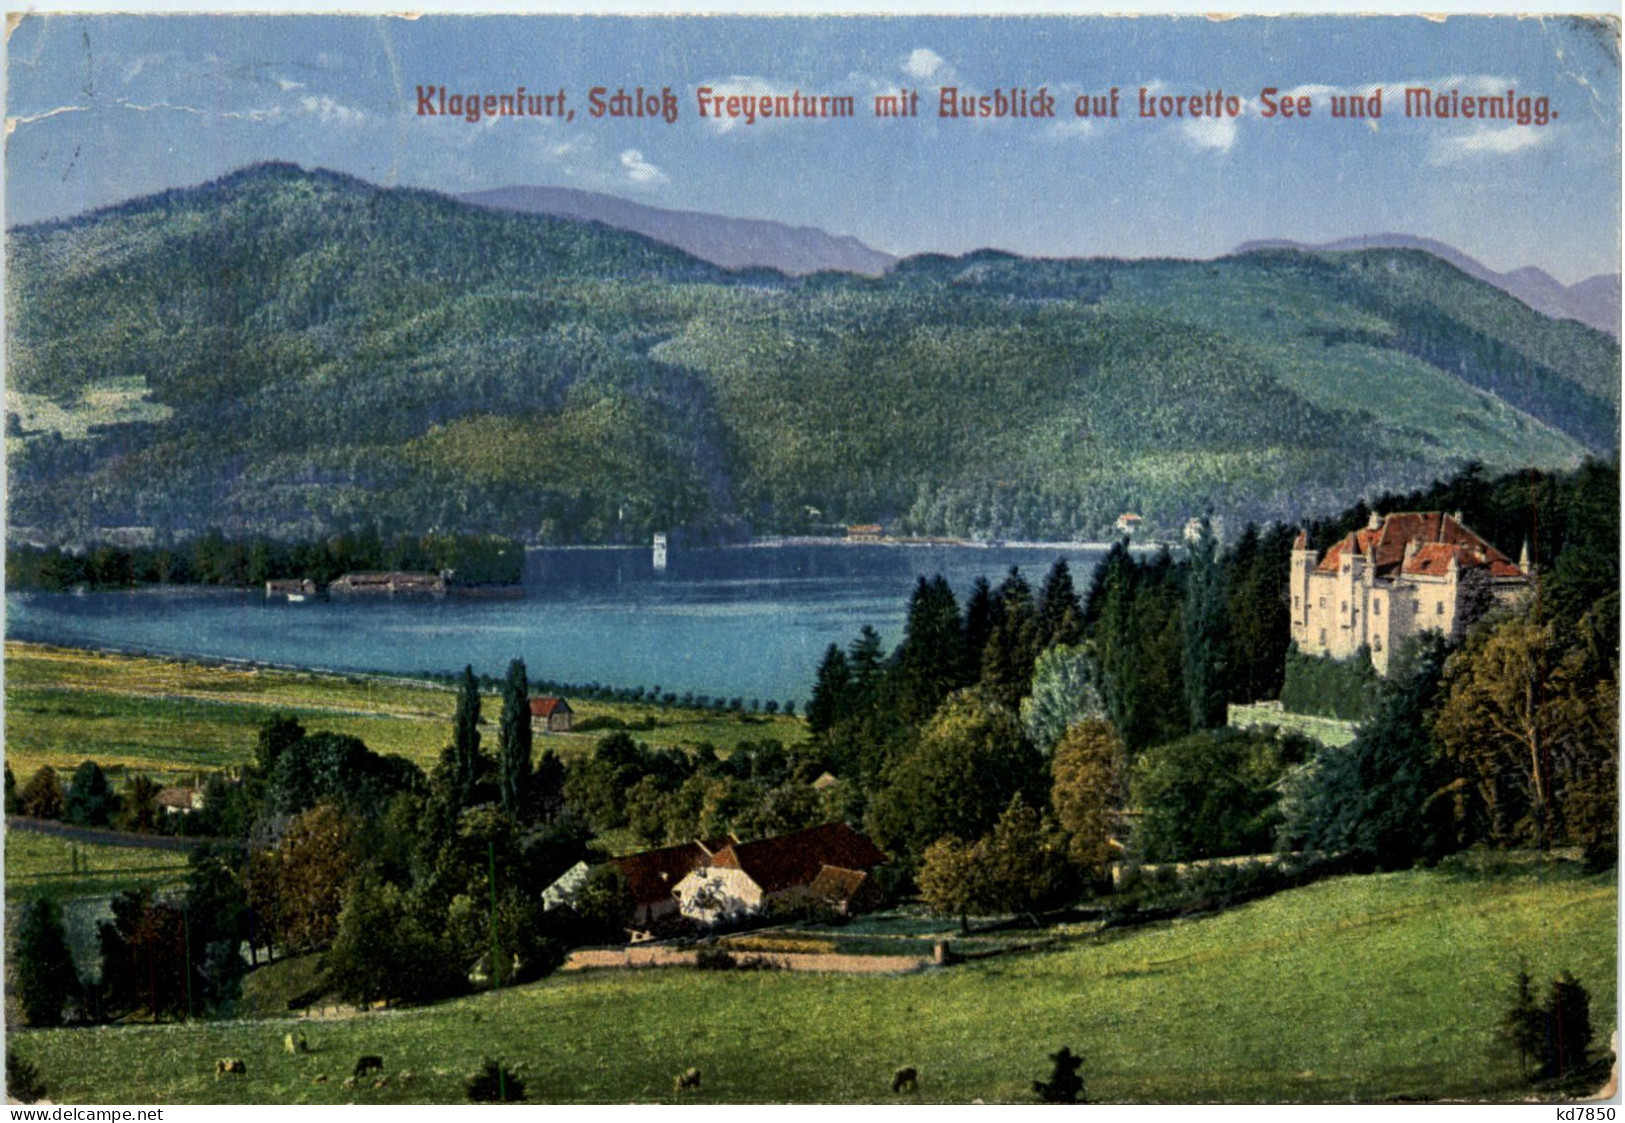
[5, 543, 1113, 705]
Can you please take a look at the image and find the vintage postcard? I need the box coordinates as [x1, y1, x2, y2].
[1, 7, 1619, 1110]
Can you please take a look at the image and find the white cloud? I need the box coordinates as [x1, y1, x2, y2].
[276, 76, 306, 92]
[1432, 124, 1553, 162]
[620, 148, 669, 185]
[298, 95, 367, 127]
[1181, 114, 1239, 153]
[903, 48, 946, 80]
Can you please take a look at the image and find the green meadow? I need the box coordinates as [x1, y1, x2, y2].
[8, 861, 1614, 1104]
[4, 831, 191, 902]
[3, 642, 807, 782]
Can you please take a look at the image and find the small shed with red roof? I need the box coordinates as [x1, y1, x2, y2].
[529, 696, 574, 733]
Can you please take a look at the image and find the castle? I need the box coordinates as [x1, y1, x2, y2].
[1289, 511, 1532, 676]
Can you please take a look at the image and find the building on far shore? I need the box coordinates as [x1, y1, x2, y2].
[529, 696, 574, 733]
[1289, 510, 1532, 676]
[328, 571, 447, 595]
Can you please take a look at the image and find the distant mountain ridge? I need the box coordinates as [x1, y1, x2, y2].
[6, 164, 1617, 547]
[461, 185, 898, 277]
[1235, 234, 1621, 338]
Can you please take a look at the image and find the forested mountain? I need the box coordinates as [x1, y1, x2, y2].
[7, 163, 1618, 546]
[461, 185, 897, 277]
[1235, 234, 1622, 339]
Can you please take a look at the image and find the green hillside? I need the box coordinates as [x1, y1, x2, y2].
[6, 163, 1616, 544]
[9, 861, 1614, 1103]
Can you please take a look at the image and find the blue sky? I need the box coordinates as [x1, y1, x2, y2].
[5, 14, 1619, 282]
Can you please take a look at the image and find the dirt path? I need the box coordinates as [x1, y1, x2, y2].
[563, 946, 929, 974]
[5, 816, 217, 851]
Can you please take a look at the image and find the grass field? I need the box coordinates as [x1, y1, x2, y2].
[4, 831, 191, 902]
[3, 643, 808, 781]
[8, 861, 1614, 1104]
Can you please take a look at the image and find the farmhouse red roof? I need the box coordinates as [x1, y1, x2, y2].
[529, 697, 572, 718]
[709, 822, 887, 895]
[610, 842, 713, 907]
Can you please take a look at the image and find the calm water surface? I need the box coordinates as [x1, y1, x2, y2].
[6, 544, 1109, 704]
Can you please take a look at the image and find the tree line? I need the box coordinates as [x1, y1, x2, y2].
[6, 528, 523, 591]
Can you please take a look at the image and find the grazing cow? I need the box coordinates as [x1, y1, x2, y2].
[890, 1066, 918, 1094]
[284, 1032, 309, 1055]
[215, 1058, 246, 1079]
[674, 1067, 702, 1092]
[354, 1055, 384, 1079]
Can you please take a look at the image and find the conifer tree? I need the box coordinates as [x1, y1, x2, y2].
[1038, 558, 1084, 649]
[807, 643, 853, 735]
[498, 659, 533, 820]
[450, 664, 483, 810]
[14, 896, 77, 1027]
[1182, 518, 1230, 730]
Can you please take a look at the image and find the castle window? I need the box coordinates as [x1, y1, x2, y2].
[1436, 602, 1445, 616]
[1374, 637, 1382, 652]
[1293, 596, 1300, 609]
[1373, 601, 1381, 616]
[1318, 629, 1327, 645]
[1318, 597, 1326, 609]
[1341, 601, 1347, 614]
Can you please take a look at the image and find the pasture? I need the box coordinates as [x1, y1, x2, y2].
[4, 830, 191, 902]
[3, 642, 807, 781]
[8, 861, 1615, 1104]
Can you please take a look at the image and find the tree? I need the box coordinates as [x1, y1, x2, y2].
[1182, 517, 1229, 730]
[325, 876, 461, 1006]
[573, 865, 634, 942]
[4, 765, 17, 815]
[6, 1049, 48, 1103]
[1278, 635, 1453, 865]
[96, 888, 196, 1020]
[1033, 1046, 1086, 1104]
[117, 775, 162, 833]
[981, 568, 1041, 709]
[1037, 558, 1084, 649]
[868, 689, 1043, 863]
[19, 766, 63, 820]
[14, 896, 77, 1026]
[466, 1059, 527, 1103]
[917, 835, 982, 933]
[450, 664, 484, 810]
[1541, 972, 1594, 1078]
[973, 795, 1064, 918]
[1050, 718, 1125, 878]
[894, 575, 969, 722]
[1434, 614, 1610, 849]
[1132, 728, 1307, 862]
[254, 714, 306, 776]
[1020, 645, 1105, 754]
[498, 659, 533, 820]
[64, 760, 118, 827]
[268, 803, 359, 952]
[1501, 969, 1543, 1079]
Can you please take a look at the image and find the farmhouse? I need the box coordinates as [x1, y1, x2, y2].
[672, 822, 888, 925]
[155, 786, 204, 816]
[1115, 512, 1143, 536]
[529, 696, 573, 733]
[611, 835, 740, 930]
[1289, 511, 1531, 675]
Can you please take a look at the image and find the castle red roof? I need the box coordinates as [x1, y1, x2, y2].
[1312, 512, 1522, 580]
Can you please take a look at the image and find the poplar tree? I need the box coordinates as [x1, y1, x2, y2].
[451, 665, 483, 810]
[498, 659, 533, 820]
